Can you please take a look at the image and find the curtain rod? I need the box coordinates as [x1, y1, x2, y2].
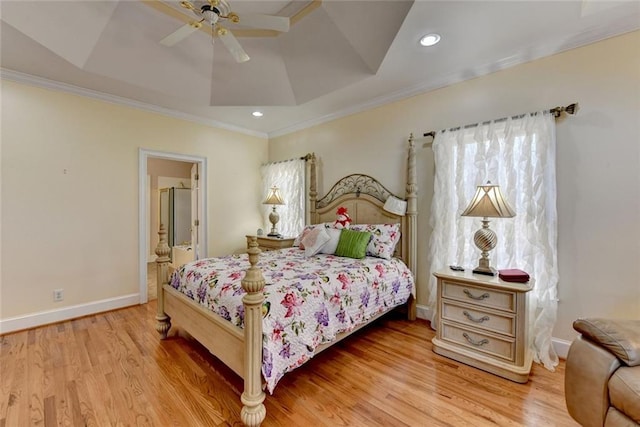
[422, 103, 578, 139]
[262, 152, 314, 166]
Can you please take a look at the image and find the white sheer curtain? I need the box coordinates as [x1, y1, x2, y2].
[427, 112, 559, 370]
[261, 159, 306, 238]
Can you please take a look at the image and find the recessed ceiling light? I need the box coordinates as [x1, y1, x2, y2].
[252, 111, 264, 117]
[419, 33, 441, 47]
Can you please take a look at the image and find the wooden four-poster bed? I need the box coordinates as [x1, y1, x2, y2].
[154, 135, 418, 426]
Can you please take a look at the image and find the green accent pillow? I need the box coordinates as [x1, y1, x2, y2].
[334, 229, 372, 259]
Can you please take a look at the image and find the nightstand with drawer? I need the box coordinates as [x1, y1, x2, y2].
[431, 270, 533, 383]
[246, 235, 295, 251]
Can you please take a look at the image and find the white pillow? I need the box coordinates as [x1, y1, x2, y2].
[301, 226, 330, 257]
[319, 228, 342, 254]
[293, 223, 332, 248]
[293, 225, 315, 249]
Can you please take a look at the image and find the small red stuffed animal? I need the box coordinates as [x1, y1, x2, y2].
[334, 207, 352, 229]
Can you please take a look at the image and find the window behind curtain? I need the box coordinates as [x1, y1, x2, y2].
[261, 159, 306, 238]
[428, 112, 559, 370]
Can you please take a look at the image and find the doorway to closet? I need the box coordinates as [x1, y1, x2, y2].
[138, 149, 207, 304]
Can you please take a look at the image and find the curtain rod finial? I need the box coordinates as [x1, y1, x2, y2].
[565, 103, 578, 115]
[552, 102, 579, 118]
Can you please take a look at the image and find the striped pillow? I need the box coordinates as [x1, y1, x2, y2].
[334, 229, 371, 259]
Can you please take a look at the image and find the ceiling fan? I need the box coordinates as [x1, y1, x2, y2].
[160, 0, 290, 63]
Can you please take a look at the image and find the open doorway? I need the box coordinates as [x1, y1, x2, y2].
[138, 149, 207, 304]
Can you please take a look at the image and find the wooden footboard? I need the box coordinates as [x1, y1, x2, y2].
[155, 226, 266, 426]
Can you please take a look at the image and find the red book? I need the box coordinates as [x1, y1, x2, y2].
[498, 269, 530, 283]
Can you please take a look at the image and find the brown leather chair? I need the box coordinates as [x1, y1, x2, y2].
[565, 318, 640, 426]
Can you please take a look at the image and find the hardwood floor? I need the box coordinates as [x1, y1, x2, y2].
[0, 302, 578, 426]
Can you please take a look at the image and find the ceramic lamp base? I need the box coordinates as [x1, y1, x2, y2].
[472, 219, 498, 276]
[268, 207, 280, 238]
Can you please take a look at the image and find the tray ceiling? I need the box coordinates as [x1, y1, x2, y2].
[1, 1, 639, 137]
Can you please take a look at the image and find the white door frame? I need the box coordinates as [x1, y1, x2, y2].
[138, 148, 207, 304]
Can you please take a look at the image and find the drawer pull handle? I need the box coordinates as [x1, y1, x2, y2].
[463, 333, 489, 347]
[463, 311, 490, 323]
[463, 289, 490, 300]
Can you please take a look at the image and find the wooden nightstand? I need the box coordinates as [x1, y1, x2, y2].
[431, 270, 533, 383]
[246, 235, 295, 251]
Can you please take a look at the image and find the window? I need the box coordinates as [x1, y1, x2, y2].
[261, 159, 306, 238]
[428, 112, 559, 370]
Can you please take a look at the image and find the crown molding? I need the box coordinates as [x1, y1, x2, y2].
[268, 23, 639, 138]
[0, 69, 268, 139]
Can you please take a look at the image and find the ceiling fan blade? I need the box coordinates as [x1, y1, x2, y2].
[217, 27, 250, 63]
[160, 22, 202, 47]
[235, 13, 290, 32]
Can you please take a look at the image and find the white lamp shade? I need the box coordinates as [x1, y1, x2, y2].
[263, 187, 285, 205]
[461, 183, 515, 218]
[383, 195, 407, 216]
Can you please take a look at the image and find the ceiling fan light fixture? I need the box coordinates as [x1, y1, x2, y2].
[202, 11, 219, 25]
[200, 3, 223, 25]
[419, 33, 441, 47]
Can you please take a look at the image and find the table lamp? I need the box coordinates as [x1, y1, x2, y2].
[461, 182, 515, 275]
[263, 187, 285, 237]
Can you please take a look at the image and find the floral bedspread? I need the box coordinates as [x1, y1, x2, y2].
[170, 247, 414, 393]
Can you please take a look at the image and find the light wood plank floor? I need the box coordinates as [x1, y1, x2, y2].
[0, 302, 578, 426]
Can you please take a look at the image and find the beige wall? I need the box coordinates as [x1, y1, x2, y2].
[270, 31, 640, 342]
[1, 81, 267, 319]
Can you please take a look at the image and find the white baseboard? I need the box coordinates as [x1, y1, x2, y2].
[415, 303, 573, 360]
[0, 294, 140, 335]
[416, 303, 432, 322]
[552, 337, 572, 360]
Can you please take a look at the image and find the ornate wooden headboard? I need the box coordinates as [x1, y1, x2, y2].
[312, 174, 408, 263]
[305, 135, 418, 279]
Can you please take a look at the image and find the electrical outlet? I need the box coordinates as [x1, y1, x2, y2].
[53, 289, 64, 302]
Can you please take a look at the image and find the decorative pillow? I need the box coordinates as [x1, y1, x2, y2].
[334, 229, 371, 259]
[293, 223, 332, 249]
[350, 223, 401, 260]
[301, 226, 331, 257]
[293, 225, 315, 249]
[319, 228, 342, 254]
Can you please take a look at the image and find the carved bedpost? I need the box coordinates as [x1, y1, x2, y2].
[309, 153, 319, 224]
[406, 134, 418, 321]
[240, 237, 266, 426]
[155, 223, 172, 339]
